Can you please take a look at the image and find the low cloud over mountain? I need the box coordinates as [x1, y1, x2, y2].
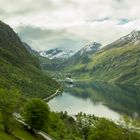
[1, 0, 140, 51]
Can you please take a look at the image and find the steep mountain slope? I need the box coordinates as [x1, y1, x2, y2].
[60, 42, 102, 72]
[76, 42, 102, 56]
[23, 42, 39, 56]
[104, 30, 140, 50]
[63, 31, 140, 85]
[22, 43, 59, 73]
[38, 48, 75, 72]
[0, 21, 60, 98]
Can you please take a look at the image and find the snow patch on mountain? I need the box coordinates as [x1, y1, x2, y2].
[78, 42, 102, 56]
[39, 48, 75, 59]
[117, 30, 140, 44]
[39, 42, 102, 59]
[104, 30, 140, 50]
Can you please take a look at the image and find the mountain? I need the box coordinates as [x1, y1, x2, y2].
[62, 31, 140, 85]
[0, 20, 60, 98]
[60, 42, 102, 71]
[76, 42, 102, 56]
[104, 30, 140, 50]
[23, 42, 39, 56]
[39, 48, 75, 60]
[38, 48, 76, 74]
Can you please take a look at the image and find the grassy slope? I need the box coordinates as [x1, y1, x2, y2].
[64, 43, 140, 85]
[88, 43, 140, 84]
[0, 21, 60, 98]
[0, 112, 41, 140]
[0, 126, 40, 140]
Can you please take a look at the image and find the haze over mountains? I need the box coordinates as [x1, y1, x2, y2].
[37, 30, 140, 60]
[34, 30, 140, 85]
[2, 0, 140, 52]
[1, 18, 139, 89]
[35, 30, 140, 61]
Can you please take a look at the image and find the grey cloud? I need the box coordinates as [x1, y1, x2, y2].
[0, 8, 9, 18]
[0, 8, 7, 14]
[0, 0, 55, 19]
[118, 18, 131, 25]
[114, 0, 123, 2]
[17, 26, 66, 40]
[16, 26, 88, 51]
[86, 17, 111, 22]
[0, 0, 77, 17]
[1, 0, 140, 51]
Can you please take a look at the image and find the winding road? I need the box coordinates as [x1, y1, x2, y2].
[14, 88, 61, 140]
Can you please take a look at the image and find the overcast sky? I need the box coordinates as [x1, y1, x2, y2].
[1, 0, 140, 51]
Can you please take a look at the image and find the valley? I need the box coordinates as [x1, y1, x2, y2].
[49, 82, 140, 119]
[38, 31, 140, 86]
[0, 20, 140, 140]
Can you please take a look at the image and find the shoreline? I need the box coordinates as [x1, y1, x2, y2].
[43, 87, 62, 102]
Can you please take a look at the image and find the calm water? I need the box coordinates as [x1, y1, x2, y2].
[48, 82, 140, 120]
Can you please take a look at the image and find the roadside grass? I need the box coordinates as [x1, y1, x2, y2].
[0, 111, 41, 140]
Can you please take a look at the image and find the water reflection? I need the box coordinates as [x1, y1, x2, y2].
[48, 82, 140, 120]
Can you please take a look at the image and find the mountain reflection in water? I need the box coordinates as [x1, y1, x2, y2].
[48, 82, 140, 120]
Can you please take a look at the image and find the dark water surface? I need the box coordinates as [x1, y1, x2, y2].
[48, 82, 140, 120]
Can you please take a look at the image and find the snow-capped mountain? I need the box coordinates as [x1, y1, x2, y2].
[76, 42, 102, 56]
[105, 30, 140, 50]
[39, 48, 75, 59]
[115, 30, 140, 44]
[60, 42, 102, 68]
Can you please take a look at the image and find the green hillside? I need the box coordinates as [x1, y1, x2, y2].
[0, 21, 140, 140]
[62, 32, 140, 85]
[0, 110, 42, 140]
[0, 21, 60, 98]
[88, 43, 140, 85]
